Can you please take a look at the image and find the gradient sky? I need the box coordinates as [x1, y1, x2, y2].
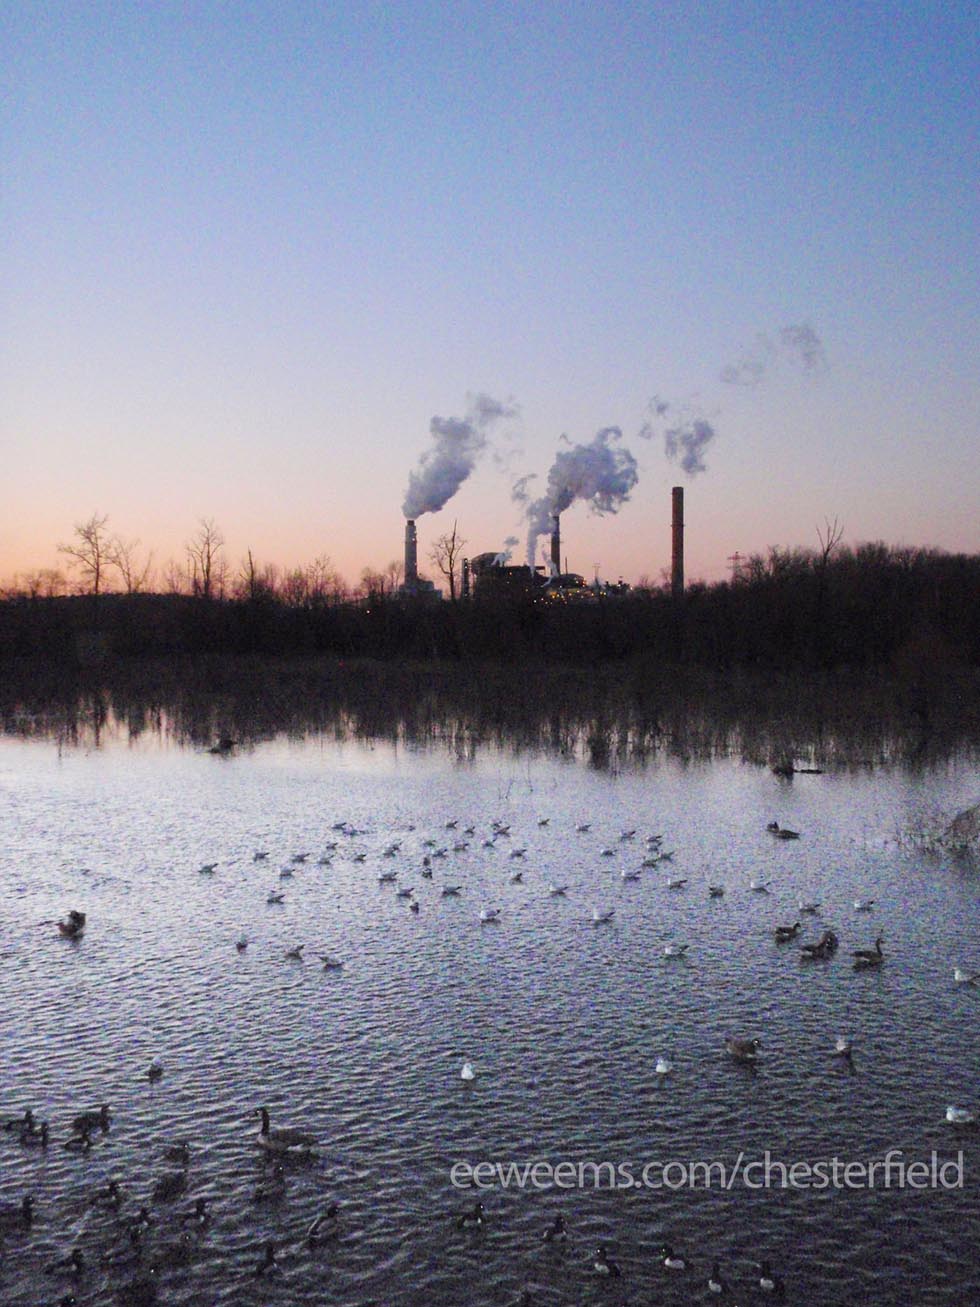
[3, 1, 978, 589]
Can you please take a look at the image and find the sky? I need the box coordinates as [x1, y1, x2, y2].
[2, 1, 978, 589]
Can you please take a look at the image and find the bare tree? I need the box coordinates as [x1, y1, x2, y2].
[428, 521, 466, 601]
[108, 535, 154, 594]
[58, 513, 112, 596]
[816, 516, 844, 569]
[186, 518, 226, 599]
[382, 558, 404, 595]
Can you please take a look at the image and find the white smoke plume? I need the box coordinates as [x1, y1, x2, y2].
[492, 536, 520, 567]
[522, 427, 639, 566]
[403, 393, 519, 519]
[780, 322, 827, 373]
[721, 323, 826, 385]
[639, 397, 718, 476]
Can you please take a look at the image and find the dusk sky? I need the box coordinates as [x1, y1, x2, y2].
[3, 2, 978, 589]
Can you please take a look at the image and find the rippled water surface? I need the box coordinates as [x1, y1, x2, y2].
[2, 730, 979, 1306]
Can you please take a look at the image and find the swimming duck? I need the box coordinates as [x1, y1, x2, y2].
[852, 936, 884, 962]
[284, 944, 305, 960]
[658, 1244, 689, 1270]
[58, 913, 86, 939]
[768, 825, 800, 840]
[508, 848, 527, 859]
[592, 908, 615, 923]
[750, 880, 771, 893]
[253, 1242, 278, 1277]
[854, 898, 875, 911]
[707, 1260, 728, 1294]
[253, 850, 269, 862]
[236, 935, 248, 952]
[92, 1179, 123, 1209]
[255, 1106, 316, 1153]
[198, 863, 218, 875]
[620, 830, 637, 841]
[953, 967, 979, 985]
[576, 823, 592, 832]
[655, 1057, 672, 1075]
[396, 887, 415, 898]
[291, 852, 310, 864]
[456, 1200, 485, 1228]
[480, 908, 501, 923]
[726, 1036, 762, 1062]
[708, 885, 725, 897]
[45, 1248, 85, 1277]
[460, 1061, 476, 1081]
[800, 929, 838, 959]
[445, 819, 459, 830]
[543, 1213, 567, 1243]
[667, 877, 688, 890]
[64, 1128, 93, 1153]
[548, 884, 568, 896]
[663, 943, 688, 957]
[622, 869, 641, 881]
[252, 1164, 286, 1203]
[163, 1142, 190, 1164]
[0, 1195, 34, 1232]
[278, 866, 294, 879]
[945, 1105, 976, 1124]
[266, 890, 285, 905]
[319, 955, 344, 970]
[798, 900, 821, 914]
[593, 1245, 621, 1277]
[600, 848, 616, 857]
[509, 871, 524, 883]
[147, 1058, 164, 1081]
[432, 847, 448, 859]
[774, 922, 802, 943]
[307, 1204, 339, 1247]
[757, 1261, 785, 1295]
[833, 1036, 854, 1057]
[442, 885, 462, 896]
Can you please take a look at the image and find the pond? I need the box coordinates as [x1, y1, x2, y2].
[1, 720, 979, 1306]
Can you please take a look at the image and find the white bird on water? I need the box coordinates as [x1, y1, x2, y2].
[655, 1056, 672, 1075]
[592, 908, 615, 924]
[663, 943, 688, 958]
[854, 898, 875, 911]
[946, 1106, 976, 1125]
[460, 1062, 476, 1081]
[953, 967, 978, 985]
[480, 908, 501, 923]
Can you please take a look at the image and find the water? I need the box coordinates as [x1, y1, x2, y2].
[1, 727, 979, 1305]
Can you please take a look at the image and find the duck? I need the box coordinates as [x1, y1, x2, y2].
[480, 908, 501, 923]
[852, 936, 884, 963]
[663, 943, 688, 957]
[58, 913, 86, 939]
[252, 850, 269, 862]
[2, 1107, 34, 1133]
[307, 1204, 339, 1247]
[198, 863, 218, 875]
[452, 842, 470, 852]
[621, 869, 641, 882]
[854, 898, 875, 911]
[255, 1106, 316, 1153]
[377, 870, 398, 883]
[620, 830, 637, 841]
[768, 825, 800, 840]
[726, 1036, 761, 1062]
[800, 929, 838, 959]
[593, 1245, 621, 1277]
[945, 1105, 976, 1124]
[44, 1248, 85, 1277]
[442, 885, 462, 896]
[750, 880, 771, 893]
[460, 1062, 476, 1081]
[291, 852, 310, 864]
[508, 848, 527, 860]
[284, 944, 305, 960]
[456, 1200, 485, 1228]
[463, 825, 475, 836]
[509, 871, 524, 883]
[92, 1179, 123, 1209]
[352, 851, 367, 863]
[659, 1243, 689, 1271]
[151, 1171, 187, 1201]
[655, 1057, 672, 1075]
[252, 1164, 287, 1202]
[147, 1058, 164, 1081]
[253, 1242, 278, 1277]
[707, 1260, 728, 1294]
[537, 817, 550, 827]
[592, 908, 615, 924]
[543, 1213, 567, 1243]
[600, 848, 616, 857]
[757, 1260, 785, 1295]
[576, 823, 592, 832]
[396, 887, 415, 898]
[798, 900, 821, 914]
[548, 884, 568, 896]
[492, 823, 511, 836]
[445, 819, 459, 830]
[708, 885, 725, 897]
[278, 866, 294, 879]
[21, 1120, 49, 1147]
[266, 890, 285, 905]
[236, 935, 248, 952]
[833, 1036, 854, 1057]
[953, 967, 979, 985]
[774, 922, 802, 943]
[409, 901, 420, 914]
[667, 877, 688, 890]
[319, 955, 344, 970]
[0, 1194, 34, 1232]
[64, 1127, 93, 1153]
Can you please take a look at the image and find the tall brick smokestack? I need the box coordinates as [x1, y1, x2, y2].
[671, 486, 684, 598]
[550, 515, 561, 574]
[405, 519, 418, 586]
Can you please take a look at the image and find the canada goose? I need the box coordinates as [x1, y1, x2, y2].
[253, 1242, 278, 1277]
[180, 1198, 211, 1227]
[456, 1200, 485, 1228]
[92, 1179, 123, 1209]
[20, 1121, 49, 1147]
[255, 1106, 316, 1153]
[852, 936, 884, 962]
[800, 930, 838, 960]
[251, 1165, 286, 1203]
[72, 1104, 110, 1134]
[667, 877, 688, 890]
[163, 1142, 190, 1165]
[44, 1248, 85, 1277]
[774, 922, 802, 943]
[593, 1245, 621, 1277]
[726, 1036, 761, 1062]
[64, 1128, 93, 1153]
[543, 1213, 567, 1242]
[708, 1260, 728, 1294]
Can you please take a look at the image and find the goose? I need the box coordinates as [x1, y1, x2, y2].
[726, 1036, 761, 1062]
[708, 885, 725, 897]
[538, 817, 550, 827]
[659, 1244, 689, 1271]
[750, 880, 771, 893]
[509, 871, 524, 883]
[945, 1105, 976, 1125]
[655, 1057, 672, 1075]
[163, 1142, 190, 1165]
[954, 967, 979, 985]
[307, 1204, 340, 1247]
[58, 915, 85, 939]
[769, 826, 800, 840]
[65, 1128, 93, 1153]
[147, 1058, 163, 1082]
[663, 943, 688, 958]
[378, 870, 398, 883]
[460, 1061, 476, 1081]
[20, 1121, 49, 1147]
[0, 1195, 34, 1232]
[456, 1200, 485, 1228]
[548, 884, 568, 896]
[620, 830, 637, 841]
[198, 863, 218, 875]
[621, 869, 641, 882]
[508, 848, 527, 859]
[92, 1179, 123, 1209]
[291, 852, 310, 864]
[253, 850, 269, 861]
[757, 1261, 785, 1295]
[445, 819, 459, 830]
[593, 1245, 621, 1277]
[592, 908, 615, 924]
[463, 826, 476, 836]
[480, 908, 501, 923]
[543, 1213, 567, 1243]
[319, 955, 344, 970]
[278, 867, 293, 879]
[409, 900, 420, 914]
[600, 847, 616, 857]
[179, 1197, 210, 1228]
[667, 877, 688, 890]
[284, 944, 305, 960]
[152, 1170, 186, 1200]
[396, 887, 415, 898]
[2, 1108, 34, 1133]
[353, 852, 367, 863]
[442, 885, 462, 896]
[708, 1260, 728, 1294]
[72, 1104, 110, 1134]
[453, 842, 470, 853]
[798, 900, 821, 914]
[852, 936, 884, 962]
[800, 929, 838, 959]
[383, 843, 401, 857]
[833, 1036, 854, 1057]
[576, 823, 592, 832]
[252, 1165, 286, 1203]
[44, 1248, 85, 1277]
[236, 935, 248, 952]
[854, 898, 875, 911]
[266, 890, 285, 905]
[255, 1106, 316, 1153]
[774, 922, 802, 943]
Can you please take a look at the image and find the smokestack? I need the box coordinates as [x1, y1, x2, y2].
[671, 486, 684, 599]
[461, 557, 470, 599]
[405, 519, 418, 586]
[550, 515, 561, 575]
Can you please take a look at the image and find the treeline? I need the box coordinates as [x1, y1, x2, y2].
[1, 541, 978, 673]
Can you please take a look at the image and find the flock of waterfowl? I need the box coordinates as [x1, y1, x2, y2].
[5, 802, 979, 1307]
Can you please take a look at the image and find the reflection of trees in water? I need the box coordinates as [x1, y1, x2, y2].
[2, 658, 977, 771]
